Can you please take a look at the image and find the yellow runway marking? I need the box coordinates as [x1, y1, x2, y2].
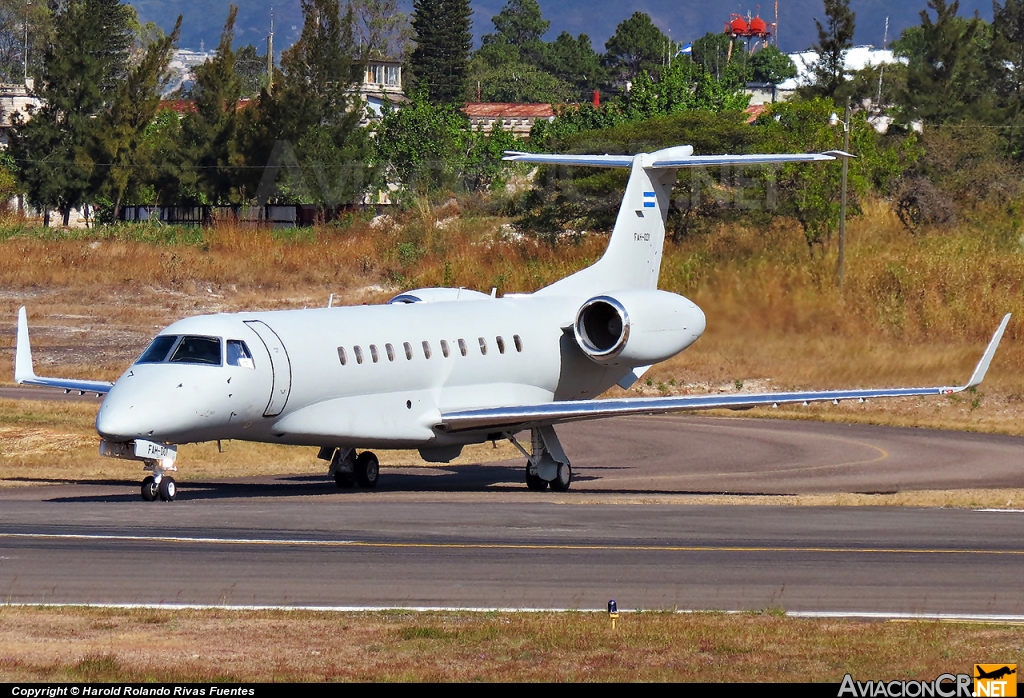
[1, 532, 1021, 556]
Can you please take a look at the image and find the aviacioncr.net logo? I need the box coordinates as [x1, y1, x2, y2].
[838, 673, 973, 697]
[974, 665, 1017, 697]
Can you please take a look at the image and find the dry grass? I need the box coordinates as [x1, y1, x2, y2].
[0, 606, 1021, 682]
[0, 398, 521, 486]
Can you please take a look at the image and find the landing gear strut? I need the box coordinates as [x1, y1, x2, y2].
[324, 447, 380, 489]
[511, 426, 572, 492]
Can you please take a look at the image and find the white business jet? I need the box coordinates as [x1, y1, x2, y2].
[14, 145, 1011, 501]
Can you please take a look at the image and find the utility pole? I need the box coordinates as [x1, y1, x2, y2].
[267, 7, 274, 95]
[23, 0, 31, 85]
[837, 96, 851, 287]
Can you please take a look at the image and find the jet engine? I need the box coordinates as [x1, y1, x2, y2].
[573, 290, 705, 366]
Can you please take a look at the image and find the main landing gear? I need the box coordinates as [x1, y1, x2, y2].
[323, 447, 379, 489]
[511, 426, 572, 492]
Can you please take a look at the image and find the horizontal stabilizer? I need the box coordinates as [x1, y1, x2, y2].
[504, 148, 844, 170]
[439, 314, 1010, 434]
[15, 307, 113, 395]
[502, 152, 635, 168]
[650, 152, 839, 168]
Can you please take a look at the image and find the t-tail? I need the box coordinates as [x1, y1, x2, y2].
[503, 146, 850, 296]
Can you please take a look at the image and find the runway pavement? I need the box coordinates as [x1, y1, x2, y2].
[1, 413, 1023, 615]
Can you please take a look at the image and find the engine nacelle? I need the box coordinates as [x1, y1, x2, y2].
[573, 290, 705, 366]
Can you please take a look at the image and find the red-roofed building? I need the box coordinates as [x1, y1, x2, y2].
[463, 102, 555, 137]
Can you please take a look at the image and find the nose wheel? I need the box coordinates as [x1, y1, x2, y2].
[140, 457, 178, 502]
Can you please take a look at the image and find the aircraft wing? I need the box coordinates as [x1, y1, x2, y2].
[438, 314, 1010, 434]
[14, 307, 113, 395]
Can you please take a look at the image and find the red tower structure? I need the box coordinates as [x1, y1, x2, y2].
[723, 8, 777, 61]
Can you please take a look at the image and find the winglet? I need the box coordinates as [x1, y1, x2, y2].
[965, 313, 1011, 388]
[15, 306, 37, 383]
[822, 150, 856, 159]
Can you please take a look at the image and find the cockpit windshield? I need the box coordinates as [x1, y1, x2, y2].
[169, 336, 223, 365]
[136, 335, 178, 364]
[135, 335, 234, 366]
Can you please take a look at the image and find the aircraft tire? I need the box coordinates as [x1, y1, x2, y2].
[158, 476, 177, 502]
[141, 476, 158, 502]
[355, 451, 379, 488]
[549, 462, 572, 492]
[525, 469, 548, 491]
[334, 471, 354, 488]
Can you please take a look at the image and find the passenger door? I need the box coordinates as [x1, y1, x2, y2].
[244, 320, 293, 417]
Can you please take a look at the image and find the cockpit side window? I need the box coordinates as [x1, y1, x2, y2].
[169, 336, 222, 365]
[136, 335, 178, 364]
[226, 340, 255, 369]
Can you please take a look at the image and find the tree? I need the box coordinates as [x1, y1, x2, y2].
[348, 0, 412, 60]
[604, 12, 671, 84]
[749, 46, 797, 84]
[467, 0, 569, 103]
[409, 0, 472, 104]
[0, 0, 52, 83]
[691, 32, 736, 82]
[234, 44, 267, 99]
[898, 1, 995, 124]
[538, 31, 607, 100]
[179, 5, 243, 205]
[806, 0, 855, 99]
[91, 17, 183, 219]
[469, 61, 571, 103]
[991, 0, 1024, 153]
[240, 0, 374, 209]
[10, 0, 136, 225]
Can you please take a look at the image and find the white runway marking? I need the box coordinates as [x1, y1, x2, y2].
[3, 602, 1024, 623]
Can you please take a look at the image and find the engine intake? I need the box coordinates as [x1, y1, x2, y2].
[573, 290, 706, 366]
[575, 296, 629, 359]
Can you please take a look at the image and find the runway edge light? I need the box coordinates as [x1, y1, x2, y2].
[608, 599, 619, 630]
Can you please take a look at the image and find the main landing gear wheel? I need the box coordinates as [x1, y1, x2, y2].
[549, 462, 572, 492]
[141, 476, 158, 502]
[158, 476, 177, 501]
[355, 451, 379, 488]
[525, 467, 548, 491]
[334, 470, 354, 488]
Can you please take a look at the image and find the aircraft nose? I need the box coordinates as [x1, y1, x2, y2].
[96, 389, 140, 441]
[691, 302, 707, 339]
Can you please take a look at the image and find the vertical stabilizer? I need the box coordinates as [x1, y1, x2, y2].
[501, 145, 838, 298]
[537, 154, 678, 296]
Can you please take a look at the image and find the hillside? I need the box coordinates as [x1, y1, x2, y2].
[130, 0, 995, 57]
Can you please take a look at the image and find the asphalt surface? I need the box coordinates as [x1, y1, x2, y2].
[2, 408, 1023, 614]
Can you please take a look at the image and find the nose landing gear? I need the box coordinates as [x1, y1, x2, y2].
[140, 459, 177, 502]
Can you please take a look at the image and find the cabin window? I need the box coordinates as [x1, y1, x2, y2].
[440, 339, 450, 358]
[478, 337, 487, 355]
[513, 335, 523, 352]
[496, 336, 506, 354]
[338, 347, 347, 365]
[354, 345, 364, 364]
[404, 342, 413, 360]
[458, 338, 468, 356]
[136, 335, 178, 364]
[422, 341, 432, 359]
[227, 340, 255, 369]
[370, 344, 379, 363]
[385, 343, 395, 361]
[169, 336, 222, 366]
